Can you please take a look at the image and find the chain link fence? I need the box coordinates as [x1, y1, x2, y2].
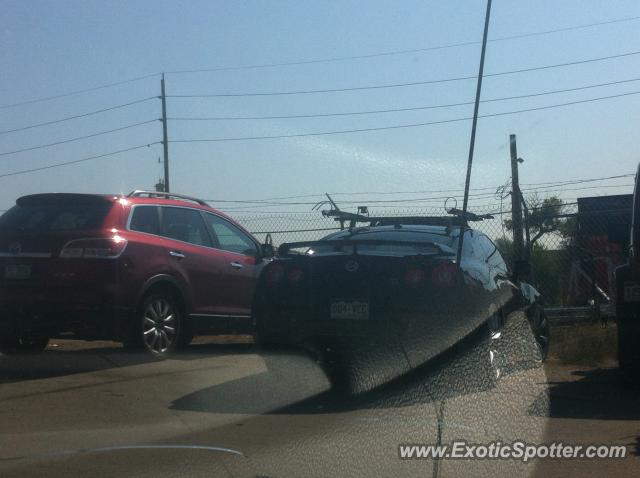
[231, 198, 631, 308]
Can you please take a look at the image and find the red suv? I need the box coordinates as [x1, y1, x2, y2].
[0, 191, 273, 355]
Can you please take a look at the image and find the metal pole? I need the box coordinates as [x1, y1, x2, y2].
[456, 0, 492, 267]
[520, 190, 531, 260]
[510, 134, 525, 265]
[161, 73, 170, 192]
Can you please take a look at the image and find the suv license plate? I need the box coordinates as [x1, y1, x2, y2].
[5, 264, 31, 280]
[330, 300, 369, 320]
[624, 282, 640, 302]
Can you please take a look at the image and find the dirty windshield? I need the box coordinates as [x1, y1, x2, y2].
[1, 1, 638, 477]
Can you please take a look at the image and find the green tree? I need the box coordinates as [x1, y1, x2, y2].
[504, 194, 575, 246]
[494, 237, 565, 305]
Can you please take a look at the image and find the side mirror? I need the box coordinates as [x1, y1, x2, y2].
[261, 243, 275, 259]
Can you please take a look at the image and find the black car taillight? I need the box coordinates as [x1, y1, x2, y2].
[265, 263, 285, 286]
[431, 261, 457, 287]
[287, 266, 304, 286]
[404, 267, 426, 288]
[59, 234, 127, 259]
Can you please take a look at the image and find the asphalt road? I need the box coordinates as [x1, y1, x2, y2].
[0, 337, 638, 477]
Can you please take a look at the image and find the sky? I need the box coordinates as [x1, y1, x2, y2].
[1, 0, 639, 218]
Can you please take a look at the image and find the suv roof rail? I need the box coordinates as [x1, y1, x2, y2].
[127, 190, 209, 206]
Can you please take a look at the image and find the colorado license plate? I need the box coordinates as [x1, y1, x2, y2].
[624, 282, 640, 302]
[4, 264, 31, 279]
[330, 300, 369, 320]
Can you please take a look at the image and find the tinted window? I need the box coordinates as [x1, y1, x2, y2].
[325, 229, 452, 246]
[205, 214, 257, 256]
[129, 206, 160, 235]
[161, 207, 211, 247]
[0, 203, 110, 233]
[309, 242, 439, 256]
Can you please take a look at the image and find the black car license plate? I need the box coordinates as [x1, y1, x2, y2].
[4, 264, 31, 280]
[330, 300, 369, 320]
[624, 282, 640, 303]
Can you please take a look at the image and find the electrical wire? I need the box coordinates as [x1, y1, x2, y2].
[167, 51, 640, 98]
[164, 16, 640, 74]
[3, 15, 637, 110]
[0, 143, 161, 179]
[0, 97, 158, 135]
[168, 77, 640, 121]
[211, 174, 635, 202]
[0, 119, 160, 156]
[0, 74, 161, 110]
[207, 183, 633, 209]
[169, 90, 640, 144]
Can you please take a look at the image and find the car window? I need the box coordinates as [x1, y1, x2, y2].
[204, 213, 258, 256]
[0, 203, 110, 233]
[161, 207, 211, 247]
[324, 229, 453, 245]
[310, 241, 439, 256]
[129, 206, 160, 235]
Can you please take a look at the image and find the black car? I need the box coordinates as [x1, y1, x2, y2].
[615, 163, 640, 382]
[253, 212, 548, 390]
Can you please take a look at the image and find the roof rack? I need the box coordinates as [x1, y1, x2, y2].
[127, 190, 209, 206]
[316, 194, 493, 231]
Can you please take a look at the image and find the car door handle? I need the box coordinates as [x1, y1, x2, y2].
[230, 261, 244, 270]
[169, 251, 186, 260]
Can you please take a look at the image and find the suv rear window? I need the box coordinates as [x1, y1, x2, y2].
[0, 203, 111, 233]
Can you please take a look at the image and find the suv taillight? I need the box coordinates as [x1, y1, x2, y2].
[59, 235, 128, 259]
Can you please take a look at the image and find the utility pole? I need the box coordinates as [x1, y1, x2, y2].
[160, 73, 170, 192]
[510, 134, 526, 277]
[456, 0, 492, 267]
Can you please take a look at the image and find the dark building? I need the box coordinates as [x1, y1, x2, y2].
[568, 194, 632, 304]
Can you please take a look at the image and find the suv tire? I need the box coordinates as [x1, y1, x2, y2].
[135, 291, 182, 356]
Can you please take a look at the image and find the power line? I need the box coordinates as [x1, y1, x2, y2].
[164, 15, 640, 74]
[224, 201, 581, 215]
[0, 119, 160, 156]
[0, 143, 161, 179]
[207, 174, 637, 203]
[207, 183, 634, 209]
[521, 173, 635, 187]
[0, 74, 160, 111]
[0, 97, 158, 135]
[168, 77, 640, 121]
[3, 15, 637, 113]
[167, 50, 640, 98]
[169, 90, 640, 144]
